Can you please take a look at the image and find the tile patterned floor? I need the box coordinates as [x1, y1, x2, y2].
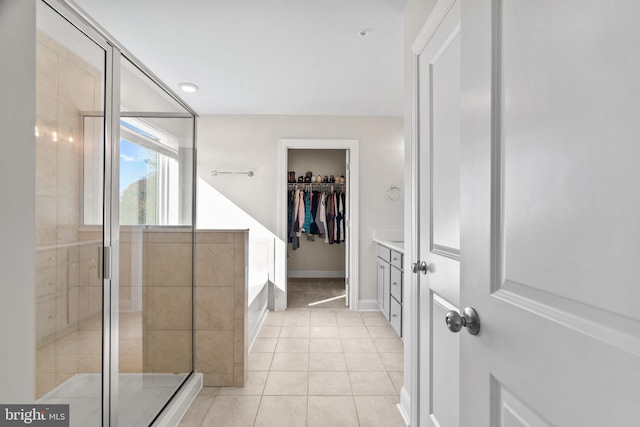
[179, 304, 406, 426]
[287, 278, 348, 309]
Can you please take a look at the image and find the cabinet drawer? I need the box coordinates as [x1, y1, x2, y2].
[35, 267, 58, 298]
[36, 295, 57, 342]
[376, 244, 391, 262]
[390, 297, 402, 337]
[391, 251, 403, 270]
[390, 267, 402, 303]
[35, 249, 58, 270]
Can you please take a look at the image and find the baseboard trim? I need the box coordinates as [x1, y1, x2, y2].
[287, 270, 345, 278]
[152, 373, 202, 427]
[357, 299, 379, 311]
[398, 386, 410, 426]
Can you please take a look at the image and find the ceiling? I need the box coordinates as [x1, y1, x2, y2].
[72, 0, 407, 116]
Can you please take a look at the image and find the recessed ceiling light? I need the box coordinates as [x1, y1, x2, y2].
[357, 29, 370, 38]
[178, 82, 199, 93]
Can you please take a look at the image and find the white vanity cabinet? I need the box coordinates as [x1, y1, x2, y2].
[375, 241, 403, 337]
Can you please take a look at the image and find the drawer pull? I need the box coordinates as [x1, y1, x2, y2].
[49, 257, 55, 261]
[392, 314, 397, 318]
[48, 314, 56, 319]
[392, 282, 397, 286]
[49, 281, 55, 287]
[393, 257, 397, 261]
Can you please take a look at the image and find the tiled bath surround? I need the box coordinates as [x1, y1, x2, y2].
[195, 230, 249, 387]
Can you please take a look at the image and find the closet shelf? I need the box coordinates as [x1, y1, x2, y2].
[287, 182, 345, 187]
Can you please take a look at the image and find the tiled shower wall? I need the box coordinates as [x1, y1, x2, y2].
[128, 229, 249, 386]
[35, 30, 104, 397]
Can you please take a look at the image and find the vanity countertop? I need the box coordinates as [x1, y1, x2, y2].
[373, 229, 404, 253]
[373, 237, 404, 253]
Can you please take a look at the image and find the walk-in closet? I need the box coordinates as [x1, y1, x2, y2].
[286, 149, 349, 308]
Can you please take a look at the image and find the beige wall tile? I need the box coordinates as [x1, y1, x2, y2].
[58, 56, 95, 111]
[234, 233, 247, 276]
[194, 243, 234, 286]
[234, 363, 246, 387]
[195, 330, 234, 374]
[234, 275, 247, 320]
[37, 31, 68, 58]
[36, 93, 58, 139]
[195, 231, 235, 244]
[57, 103, 82, 154]
[203, 373, 234, 387]
[146, 230, 193, 243]
[36, 195, 57, 232]
[233, 319, 246, 365]
[36, 42, 58, 100]
[148, 286, 192, 330]
[78, 354, 101, 373]
[150, 330, 191, 373]
[36, 144, 57, 197]
[57, 197, 80, 231]
[195, 287, 234, 330]
[56, 150, 81, 198]
[147, 243, 192, 286]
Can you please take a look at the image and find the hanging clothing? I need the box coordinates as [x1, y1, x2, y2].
[287, 185, 346, 249]
[303, 190, 313, 233]
[327, 190, 335, 244]
[309, 191, 320, 235]
[320, 192, 328, 243]
[340, 191, 346, 243]
[335, 190, 343, 244]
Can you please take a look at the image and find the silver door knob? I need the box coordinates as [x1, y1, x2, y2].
[411, 261, 429, 274]
[445, 307, 480, 335]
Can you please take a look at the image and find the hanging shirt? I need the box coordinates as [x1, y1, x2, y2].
[320, 192, 329, 243]
[303, 190, 313, 233]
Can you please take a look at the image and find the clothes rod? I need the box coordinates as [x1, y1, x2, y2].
[288, 182, 345, 186]
[212, 170, 254, 177]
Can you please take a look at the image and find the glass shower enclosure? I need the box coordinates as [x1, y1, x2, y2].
[34, 1, 197, 425]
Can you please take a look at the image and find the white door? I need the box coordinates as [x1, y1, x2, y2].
[460, 0, 640, 425]
[413, 0, 462, 425]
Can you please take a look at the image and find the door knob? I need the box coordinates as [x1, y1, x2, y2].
[445, 307, 480, 335]
[411, 261, 429, 274]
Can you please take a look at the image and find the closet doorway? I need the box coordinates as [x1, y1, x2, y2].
[278, 139, 360, 311]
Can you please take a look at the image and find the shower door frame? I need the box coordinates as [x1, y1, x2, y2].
[42, 1, 199, 425]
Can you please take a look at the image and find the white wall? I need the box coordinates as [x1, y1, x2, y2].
[0, 0, 36, 402]
[197, 115, 404, 302]
[402, 0, 438, 423]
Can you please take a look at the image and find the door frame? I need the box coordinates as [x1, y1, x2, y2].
[406, 0, 460, 425]
[277, 139, 360, 310]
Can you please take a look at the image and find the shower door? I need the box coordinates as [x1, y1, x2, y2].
[35, 1, 111, 425]
[35, 1, 196, 425]
[114, 57, 195, 426]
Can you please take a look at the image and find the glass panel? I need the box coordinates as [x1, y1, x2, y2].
[118, 57, 194, 426]
[121, 58, 190, 114]
[35, 2, 105, 426]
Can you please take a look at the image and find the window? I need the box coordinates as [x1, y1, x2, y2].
[83, 116, 181, 226]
